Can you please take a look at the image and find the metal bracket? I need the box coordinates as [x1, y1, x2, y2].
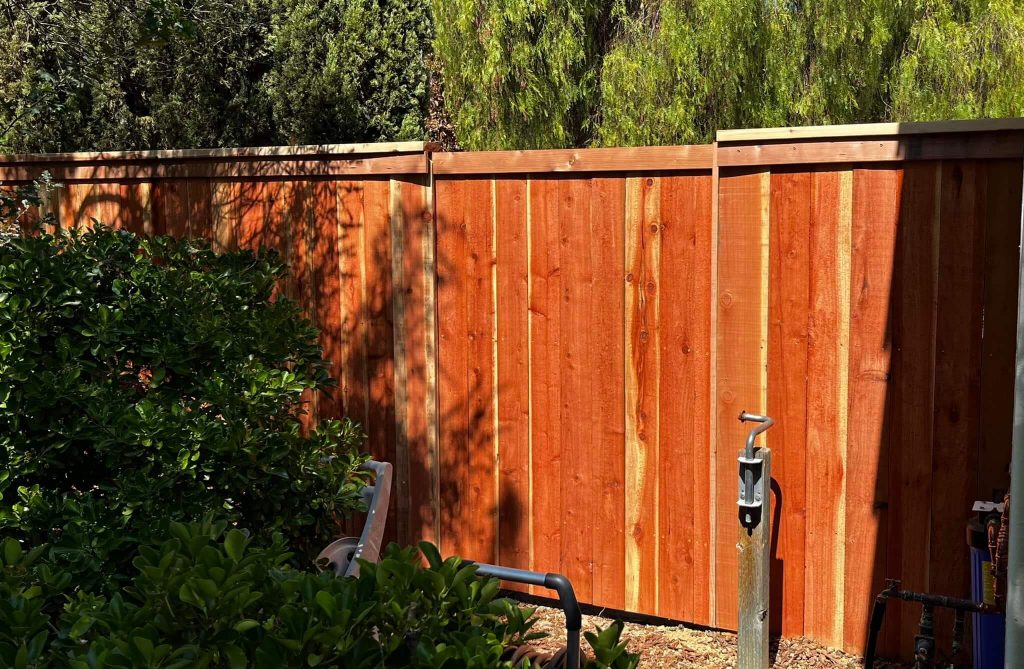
[738, 411, 774, 528]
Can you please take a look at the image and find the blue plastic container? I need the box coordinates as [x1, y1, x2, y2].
[968, 520, 1005, 669]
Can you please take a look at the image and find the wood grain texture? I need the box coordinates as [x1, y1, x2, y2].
[529, 177, 563, 581]
[390, 180, 411, 545]
[928, 160, 985, 639]
[843, 167, 901, 655]
[658, 174, 713, 624]
[716, 117, 1024, 143]
[715, 170, 770, 630]
[435, 177, 470, 558]
[884, 161, 941, 656]
[464, 177, 498, 563]
[978, 160, 1023, 500]
[625, 175, 661, 614]
[398, 177, 437, 546]
[766, 170, 810, 638]
[336, 180, 370, 430]
[431, 145, 713, 174]
[495, 178, 531, 583]
[717, 133, 1024, 167]
[803, 169, 849, 648]
[559, 177, 596, 600]
[589, 177, 627, 611]
[363, 178, 399, 546]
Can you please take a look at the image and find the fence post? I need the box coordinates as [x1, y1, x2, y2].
[738, 412, 773, 669]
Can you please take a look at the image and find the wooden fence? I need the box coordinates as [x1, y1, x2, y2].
[5, 119, 1023, 660]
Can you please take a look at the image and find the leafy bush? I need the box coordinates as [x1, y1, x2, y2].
[2, 524, 637, 668]
[0, 225, 368, 595]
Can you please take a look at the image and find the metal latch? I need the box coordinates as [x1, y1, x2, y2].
[738, 411, 773, 528]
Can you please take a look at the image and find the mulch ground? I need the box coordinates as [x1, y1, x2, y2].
[524, 605, 910, 669]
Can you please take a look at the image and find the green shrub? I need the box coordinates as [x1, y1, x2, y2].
[2, 524, 638, 668]
[0, 225, 368, 595]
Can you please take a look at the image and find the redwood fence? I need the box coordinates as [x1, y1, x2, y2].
[7, 119, 1024, 660]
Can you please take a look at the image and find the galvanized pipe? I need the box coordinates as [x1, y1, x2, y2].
[739, 412, 774, 509]
[1006, 175, 1024, 669]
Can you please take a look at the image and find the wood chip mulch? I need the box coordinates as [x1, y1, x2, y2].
[523, 605, 911, 669]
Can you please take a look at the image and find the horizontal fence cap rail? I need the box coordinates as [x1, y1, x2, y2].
[431, 144, 713, 174]
[0, 144, 436, 183]
[716, 117, 1024, 143]
[0, 141, 436, 164]
[717, 130, 1024, 168]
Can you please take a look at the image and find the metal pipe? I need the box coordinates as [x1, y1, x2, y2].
[863, 593, 887, 669]
[469, 563, 582, 669]
[1006, 171, 1024, 669]
[739, 412, 774, 511]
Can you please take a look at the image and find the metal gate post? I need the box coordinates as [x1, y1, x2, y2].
[737, 412, 774, 669]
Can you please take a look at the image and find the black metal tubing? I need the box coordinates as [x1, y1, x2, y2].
[862, 580, 995, 668]
[469, 562, 582, 669]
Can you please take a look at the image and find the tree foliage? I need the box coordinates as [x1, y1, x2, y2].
[267, 0, 432, 144]
[433, 0, 1024, 148]
[0, 0, 432, 152]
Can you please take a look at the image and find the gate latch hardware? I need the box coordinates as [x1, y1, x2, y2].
[737, 411, 774, 527]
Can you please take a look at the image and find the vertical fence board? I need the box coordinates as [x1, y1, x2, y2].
[767, 170, 810, 638]
[803, 169, 850, 648]
[154, 181, 189, 238]
[885, 161, 941, 655]
[715, 170, 769, 629]
[336, 181, 369, 430]
[979, 160, 1023, 500]
[625, 175, 661, 614]
[843, 167, 901, 654]
[365, 178, 400, 545]
[436, 178, 470, 558]
[464, 177, 498, 563]
[657, 174, 714, 622]
[558, 177, 596, 599]
[928, 160, 985, 637]
[187, 180, 212, 240]
[495, 178, 531, 582]
[589, 177, 628, 611]
[399, 178, 437, 546]
[529, 178, 563, 581]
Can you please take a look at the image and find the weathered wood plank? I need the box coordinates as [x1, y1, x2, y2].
[737, 449, 772, 669]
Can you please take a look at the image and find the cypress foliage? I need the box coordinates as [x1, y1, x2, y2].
[433, 0, 1024, 148]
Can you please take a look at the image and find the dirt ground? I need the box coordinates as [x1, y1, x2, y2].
[525, 605, 911, 669]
